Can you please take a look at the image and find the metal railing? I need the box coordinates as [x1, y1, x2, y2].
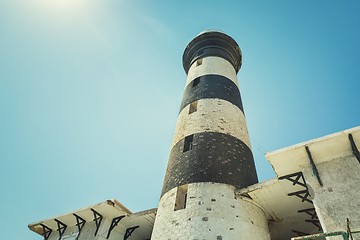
[291, 230, 360, 240]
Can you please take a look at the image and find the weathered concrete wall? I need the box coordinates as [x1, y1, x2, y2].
[303, 155, 360, 239]
[152, 182, 270, 240]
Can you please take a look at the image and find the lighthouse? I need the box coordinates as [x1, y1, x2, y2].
[151, 31, 271, 239]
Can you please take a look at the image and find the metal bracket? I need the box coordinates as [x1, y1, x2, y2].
[298, 208, 318, 219]
[305, 146, 323, 187]
[288, 190, 313, 203]
[124, 226, 139, 240]
[292, 230, 310, 236]
[40, 224, 52, 240]
[73, 213, 86, 240]
[106, 215, 126, 239]
[281, 171, 322, 238]
[349, 134, 360, 163]
[90, 208, 103, 236]
[347, 218, 354, 240]
[54, 219, 67, 240]
[279, 172, 308, 189]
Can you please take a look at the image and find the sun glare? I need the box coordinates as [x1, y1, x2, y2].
[26, 0, 101, 18]
[36, 0, 89, 9]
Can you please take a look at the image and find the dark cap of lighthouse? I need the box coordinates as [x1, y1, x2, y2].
[182, 30, 242, 74]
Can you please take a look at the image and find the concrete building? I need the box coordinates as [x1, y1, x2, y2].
[29, 31, 360, 240]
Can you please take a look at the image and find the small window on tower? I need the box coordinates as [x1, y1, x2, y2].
[192, 78, 200, 87]
[189, 101, 197, 114]
[174, 184, 188, 211]
[183, 134, 194, 152]
[196, 58, 203, 67]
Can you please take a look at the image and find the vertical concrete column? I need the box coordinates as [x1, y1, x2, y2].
[152, 31, 270, 240]
[302, 154, 360, 239]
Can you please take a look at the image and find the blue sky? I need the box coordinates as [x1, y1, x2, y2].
[1, 1, 359, 239]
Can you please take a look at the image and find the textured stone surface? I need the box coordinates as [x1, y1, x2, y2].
[162, 131, 258, 196]
[172, 98, 251, 149]
[152, 183, 270, 240]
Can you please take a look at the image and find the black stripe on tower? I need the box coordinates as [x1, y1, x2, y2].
[180, 74, 244, 114]
[161, 132, 258, 196]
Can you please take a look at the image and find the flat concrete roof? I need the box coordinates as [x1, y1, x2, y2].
[266, 126, 360, 177]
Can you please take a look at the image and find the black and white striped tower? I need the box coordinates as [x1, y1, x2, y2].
[152, 31, 270, 239]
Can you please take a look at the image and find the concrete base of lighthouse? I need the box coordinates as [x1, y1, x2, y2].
[152, 183, 270, 239]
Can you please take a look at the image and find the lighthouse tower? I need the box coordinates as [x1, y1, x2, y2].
[151, 31, 271, 239]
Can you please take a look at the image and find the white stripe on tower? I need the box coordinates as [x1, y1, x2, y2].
[172, 98, 251, 149]
[185, 56, 239, 87]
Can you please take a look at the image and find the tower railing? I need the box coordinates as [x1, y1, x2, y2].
[291, 230, 360, 240]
